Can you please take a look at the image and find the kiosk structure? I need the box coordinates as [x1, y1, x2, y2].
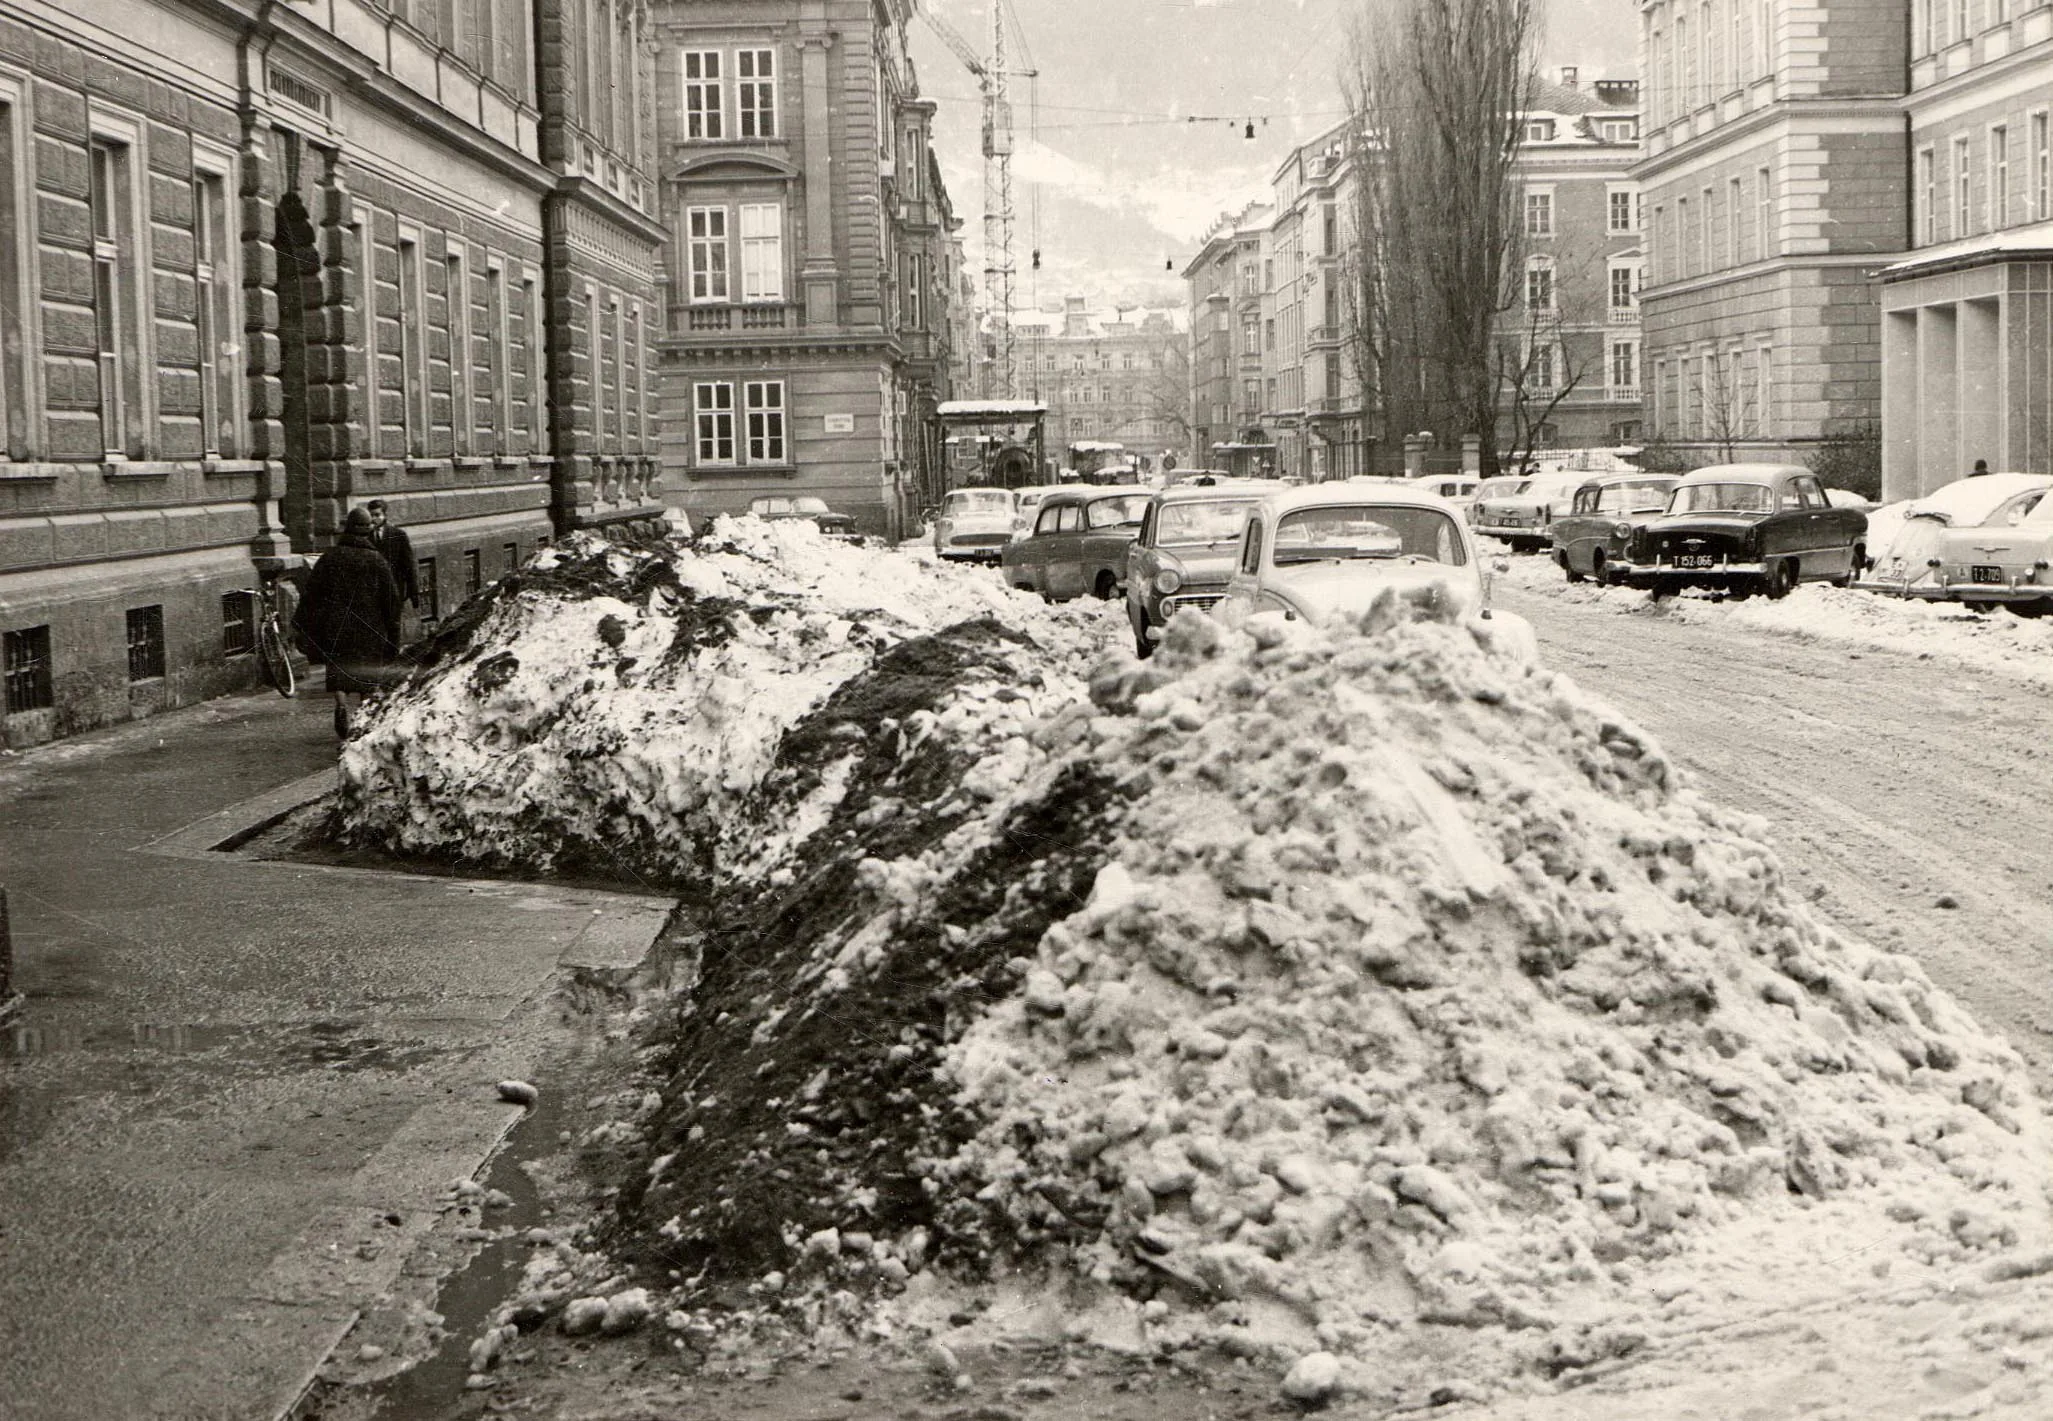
[933, 400, 1050, 497]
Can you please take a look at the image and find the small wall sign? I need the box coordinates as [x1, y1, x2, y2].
[823, 413, 855, 434]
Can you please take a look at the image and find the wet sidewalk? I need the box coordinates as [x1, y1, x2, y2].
[0, 689, 673, 1420]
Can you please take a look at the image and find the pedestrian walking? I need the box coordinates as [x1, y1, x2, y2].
[295, 507, 402, 738]
[1970, 458, 1992, 477]
[365, 498, 421, 626]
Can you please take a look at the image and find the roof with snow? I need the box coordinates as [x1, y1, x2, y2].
[936, 400, 1048, 418]
[1878, 219, 2053, 279]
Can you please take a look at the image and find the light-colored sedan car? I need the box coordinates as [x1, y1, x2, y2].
[1911, 482, 2053, 614]
[1125, 482, 1269, 657]
[932, 486, 1017, 563]
[1854, 472, 2053, 600]
[1470, 471, 1590, 552]
[1214, 484, 1536, 658]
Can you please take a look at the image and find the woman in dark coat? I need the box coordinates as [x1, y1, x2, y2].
[299, 506, 402, 737]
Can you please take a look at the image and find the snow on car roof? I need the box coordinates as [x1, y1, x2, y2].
[1904, 472, 2053, 524]
[1248, 481, 1461, 516]
[1675, 463, 1809, 484]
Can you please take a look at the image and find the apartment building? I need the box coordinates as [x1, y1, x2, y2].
[1260, 123, 1367, 480]
[1184, 202, 1273, 473]
[1634, 0, 1903, 467]
[650, 0, 959, 540]
[1877, 4, 2053, 497]
[1015, 298, 1188, 473]
[1503, 73, 1648, 453]
[0, 0, 665, 749]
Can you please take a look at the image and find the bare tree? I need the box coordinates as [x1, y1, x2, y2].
[1343, 0, 1539, 477]
[1140, 338, 1193, 454]
[1496, 235, 1607, 470]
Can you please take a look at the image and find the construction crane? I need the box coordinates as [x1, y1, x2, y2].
[917, 1, 1034, 398]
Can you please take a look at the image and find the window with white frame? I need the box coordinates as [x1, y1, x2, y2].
[737, 49, 776, 138]
[1526, 341, 1557, 390]
[1756, 165, 1772, 259]
[1953, 0, 1967, 45]
[1954, 134, 1972, 237]
[744, 379, 785, 462]
[1524, 119, 1555, 143]
[193, 152, 239, 458]
[1756, 343, 1771, 432]
[686, 206, 729, 302]
[1727, 175, 1742, 264]
[1758, 0, 1774, 77]
[523, 273, 543, 452]
[1607, 185, 1636, 233]
[693, 380, 735, 462]
[1677, 197, 1690, 275]
[89, 125, 146, 458]
[1609, 262, 1638, 311]
[487, 262, 509, 447]
[1524, 187, 1553, 237]
[398, 229, 426, 455]
[1990, 124, 2010, 229]
[1610, 339, 1638, 390]
[738, 202, 782, 301]
[608, 296, 625, 446]
[682, 51, 724, 140]
[1526, 257, 1555, 309]
[1916, 0, 1933, 55]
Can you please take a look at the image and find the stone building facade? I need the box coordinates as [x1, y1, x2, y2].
[650, 0, 958, 541]
[1635, 0, 1904, 468]
[0, 0, 664, 749]
[1015, 297, 1187, 475]
[1183, 202, 1272, 474]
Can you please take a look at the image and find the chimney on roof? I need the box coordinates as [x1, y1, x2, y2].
[1559, 65, 1578, 88]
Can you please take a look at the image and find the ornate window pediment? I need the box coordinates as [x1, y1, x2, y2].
[673, 152, 797, 182]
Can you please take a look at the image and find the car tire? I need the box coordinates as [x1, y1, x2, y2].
[1764, 559, 1797, 600]
[1591, 550, 1610, 585]
[1094, 572, 1119, 601]
[1557, 550, 1584, 583]
[1831, 544, 1864, 588]
[1134, 627, 1155, 658]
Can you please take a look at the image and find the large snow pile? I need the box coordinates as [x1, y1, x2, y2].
[332, 524, 2049, 1402]
[331, 520, 1104, 884]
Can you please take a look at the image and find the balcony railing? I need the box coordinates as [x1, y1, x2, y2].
[1608, 306, 1641, 325]
[683, 304, 794, 333]
[741, 305, 789, 329]
[686, 307, 731, 331]
[1609, 385, 1642, 402]
[1308, 324, 1341, 345]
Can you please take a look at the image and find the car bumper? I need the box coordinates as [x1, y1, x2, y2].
[1139, 589, 1230, 639]
[1473, 523, 1546, 540]
[1856, 576, 2053, 604]
[1620, 559, 1765, 583]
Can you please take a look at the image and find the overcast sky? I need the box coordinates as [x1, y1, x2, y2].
[910, 0, 1638, 316]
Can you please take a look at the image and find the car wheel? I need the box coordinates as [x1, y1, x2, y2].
[1557, 550, 1585, 584]
[1831, 544, 1864, 588]
[1648, 583, 1672, 601]
[2005, 602, 2049, 619]
[1590, 550, 1610, 585]
[1134, 627, 1155, 658]
[1764, 559, 1797, 600]
[1093, 572, 1120, 600]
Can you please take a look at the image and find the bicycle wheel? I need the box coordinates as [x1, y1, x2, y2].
[256, 613, 297, 698]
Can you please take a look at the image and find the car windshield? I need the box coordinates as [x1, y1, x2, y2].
[1474, 478, 1530, 500]
[1670, 482, 1774, 514]
[1086, 495, 1152, 529]
[1273, 505, 1468, 565]
[1157, 499, 1256, 545]
[945, 490, 1013, 512]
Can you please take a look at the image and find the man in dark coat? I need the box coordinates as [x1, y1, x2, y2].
[298, 506, 402, 738]
[366, 499, 421, 618]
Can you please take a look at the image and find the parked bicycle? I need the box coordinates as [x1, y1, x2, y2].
[235, 581, 298, 699]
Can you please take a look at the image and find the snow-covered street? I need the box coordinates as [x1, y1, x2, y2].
[306, 524, 2053, 1419]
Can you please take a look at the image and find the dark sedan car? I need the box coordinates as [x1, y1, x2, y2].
[1001, 489, 1152, 601]
[1618, 464, 1867, 600]
[1125, 482, 1267, 656]
[1548, 473, 1679, 584]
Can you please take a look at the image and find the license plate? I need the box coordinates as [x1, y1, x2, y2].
[1673, 554, 1717, 569]
[1971, 565, 2004, 584]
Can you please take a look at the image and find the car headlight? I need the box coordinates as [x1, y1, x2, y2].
[1153, 566, 1184, 595]
[1613, 522, 1633, 539]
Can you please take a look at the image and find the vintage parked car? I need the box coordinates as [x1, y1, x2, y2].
[1009, 483, 1099, 542]
[1125, 482, 1269, 656]
[1469, 471, 1590, 552]
[1215, 484, 1536, 658]
[1876, 478, 2053, 614]
[1619, 464, 1868, 599]
[931, 486, 1017, 563]
[1854, 473, 2053, 599]
[1548, 473, 1681, 584]
[1001, 488, 1154, 601]
[747, 495, 860, 541]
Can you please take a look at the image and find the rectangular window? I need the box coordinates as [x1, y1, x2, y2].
[903, 251, 922, 328]
[1699, 186, 1713, 271]
[1918, 146, 1937, 244]
[1954, 0, 1968, 44]
[1677, 197, 1690, 275]
[1727, 175, 1742, 264]
[1756, 343, 1772, 433]
[503, 540, 520, 574]
[487, 262, 508, 451]
[1990, 125, 2010, 229]
[1322, 205, 1337, 255]
[446, 251, 472, 453]
[1608, 187, 1636, 233]
[1610, 340, 1638, 389]
[90, 136, 144, 458]
[609, 298, 625, 447]
[0, 87, 25, 461]
[1242, 319, 1259, 354]
[193, 164, 238, 457]
[744, 379, 785, 462]
[125, 605, 165, 682]
[398, 232, 426, 454]
[1954, 135, 1973, 237]
[737, 49, 776, 138]
[738, 203, 782, 302]
[1524, 189, 1553, 236]
[2035, 112, 2050, 220]
[1610, 265, 1637, 309]
[523, 274, 544, 453]
[464, 548, 482, 599]
[694, 380, 735, 462]
[1756, 166, 1772, 259]
[3, 625, 53, 712]
[417, 558, 439, 623]
[1526, 263, 1554, 309]
[683, 50, 724, 139]
[1528, 343, 1556, 390]
[687, 206, 729, 302]
[222, 590, 255, 656]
